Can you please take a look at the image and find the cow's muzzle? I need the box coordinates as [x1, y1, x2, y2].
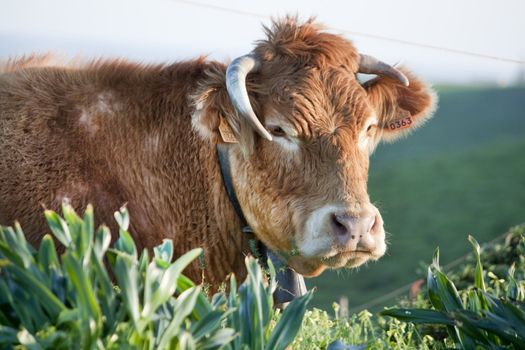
[295, 204, 386, 271]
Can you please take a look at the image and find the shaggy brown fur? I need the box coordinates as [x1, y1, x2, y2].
[0, 17, 436, 285]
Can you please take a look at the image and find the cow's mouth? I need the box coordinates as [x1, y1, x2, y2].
[322, 250, 372, 268]
[285, 249, 375, 277]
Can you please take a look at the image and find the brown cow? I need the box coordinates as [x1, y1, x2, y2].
[0, 17, 436, 286]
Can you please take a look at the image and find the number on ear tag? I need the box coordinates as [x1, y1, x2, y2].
[388, 109, 413, 130]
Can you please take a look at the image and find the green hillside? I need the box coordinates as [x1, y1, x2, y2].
[307, 85, 525, 311]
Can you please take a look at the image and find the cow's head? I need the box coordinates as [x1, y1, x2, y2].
[192, 18, 436, 277]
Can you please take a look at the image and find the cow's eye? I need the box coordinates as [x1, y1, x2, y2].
[268, 125, 287, 137]
[366, 124, 377, 135]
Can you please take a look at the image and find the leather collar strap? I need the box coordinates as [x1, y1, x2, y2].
[216, 143, 307, 304]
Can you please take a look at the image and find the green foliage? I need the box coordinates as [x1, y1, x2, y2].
[0, 202, 523, 349]
[447, 225, 525, 292]
[381, 231, 525, 349]
[292, 304, 440, 349]
[291, 226, 525, 349]
[0, 203, 312, 349]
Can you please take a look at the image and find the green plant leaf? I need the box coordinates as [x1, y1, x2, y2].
[177, 274, 213, 319]
[62, 252, 101, 321]
[0, 325, 18, 345]
[157, 287, 201, 349]
[427, 249, 471, 348]
[243, 258, 266, 350]
[468, 235, 486, 292]
[94, 226, 111, 261]
[4, 262, 67, 318]
[191, 309, 233, 341]
[114, 230, 137, 258]
[433, 268, 464, 311]
[114, 206, 130, 232]
[57, 309, 79, 325]
[113, 253, 140, 328]
[380, 308, 455, 325]
[154, 239, 174, 264]
[44, 210, 72, 248]
[466, 289, 483, 312]
[431, 247, 440, 271]
[178, 331, 196, 350]
[200, 328, 237, 350]
[427, 266, 445, 311]
[142, 248, 202, 320]
[61, 202, 85, 257]
[507, 263, 523, 301]
[37, 235, 59, 274]
[1, 226, 34, 268]
[82, 205, 95, 249]
[265, 290, 314, 350]
[227, 274, 241, 350]
[210, 293, 227, 309]
[0, 240, 25, 269]
[327, 340, 367, 350]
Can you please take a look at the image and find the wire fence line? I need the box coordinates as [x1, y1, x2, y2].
[173, 0, 267, 19]
[172, 0, 525, 65]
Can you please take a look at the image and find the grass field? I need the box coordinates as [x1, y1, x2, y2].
[307, 85, 525, 311]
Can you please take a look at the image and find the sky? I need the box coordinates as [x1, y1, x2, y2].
[1, 0, 525, 84]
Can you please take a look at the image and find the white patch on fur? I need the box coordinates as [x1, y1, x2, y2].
[296, 205, 340, 258]
[55, 194, 71, 205]
[191, 101, 214, 140]
[95, 92, 113, 113]
[273, 136, 299, 152]
[54, 182, 88, 206]
[78, 110, 92, 126]
[79, 109, 99, 135]
[78, 91, 117, 135]
[372, 234, 387, 259]
[265, 117, 300, 153]
[358, 114, 378, 152]
[145, 134, 160, 153]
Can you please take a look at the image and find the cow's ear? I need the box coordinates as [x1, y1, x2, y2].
[191, 65, 256, 153]
[364, 68, 437, 143]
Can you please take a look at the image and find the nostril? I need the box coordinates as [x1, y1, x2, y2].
[330, 213, 348, 237]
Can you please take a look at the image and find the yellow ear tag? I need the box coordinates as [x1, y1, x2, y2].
[219, 118, 238, 143]
[387, 109, 413, 131]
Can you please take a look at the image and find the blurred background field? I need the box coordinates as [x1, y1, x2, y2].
[2, 0, 525, 317]
[308, 84, 525, 311]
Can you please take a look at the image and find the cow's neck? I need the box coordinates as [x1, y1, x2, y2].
[217, 143, 307, 304]
[99, 80, 250, 286]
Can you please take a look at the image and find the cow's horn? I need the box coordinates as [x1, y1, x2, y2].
[358, 54, 409, 86]
[226, 54, 272, 141]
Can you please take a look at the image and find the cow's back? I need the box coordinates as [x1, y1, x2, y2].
[0, 56, 172, 243]
[0, 56, 119, 242]
[0, 55, 249, 285]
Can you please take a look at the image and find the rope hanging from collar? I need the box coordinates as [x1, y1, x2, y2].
[216, 143, 307, 304]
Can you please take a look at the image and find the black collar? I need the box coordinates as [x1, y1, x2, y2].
[216, 143, 307, 304]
